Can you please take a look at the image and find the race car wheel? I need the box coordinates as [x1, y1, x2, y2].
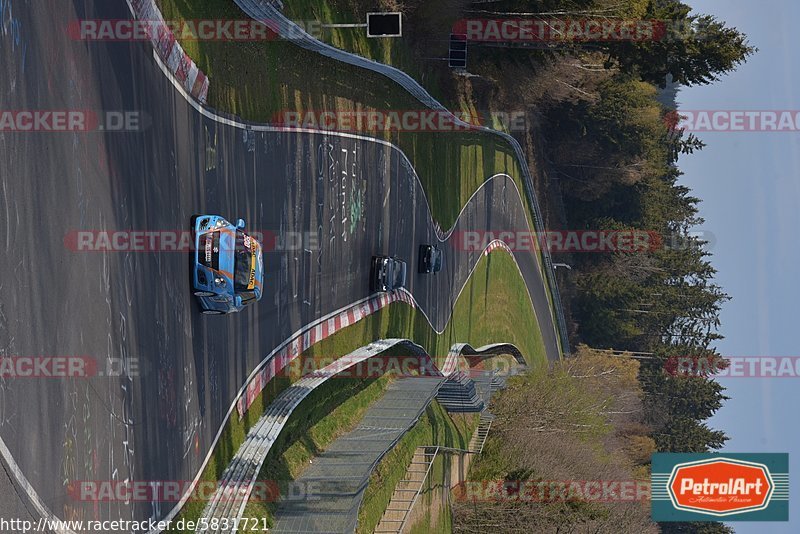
[194, 291, 215, 297]
[201, 309, 223, 315]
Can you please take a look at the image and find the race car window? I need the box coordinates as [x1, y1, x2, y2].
[234, 232, 257, 291]
[239, 291, 257, 304]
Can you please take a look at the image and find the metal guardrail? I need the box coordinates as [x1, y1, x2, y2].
[234, 0, 570, 355]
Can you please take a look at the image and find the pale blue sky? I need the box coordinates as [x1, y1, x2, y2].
[678, 1, 798, 531]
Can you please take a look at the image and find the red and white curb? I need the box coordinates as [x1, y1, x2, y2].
[484, 239, 513, 256]
[236, 289, 416, 416]
[129, 0, 209, 102]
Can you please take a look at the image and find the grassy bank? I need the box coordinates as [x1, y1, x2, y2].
[356, 402, 475, 534]
[294, 251, 547, 369]
[279, 0, 465, 108]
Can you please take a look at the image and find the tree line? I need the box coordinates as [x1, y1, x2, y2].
[466, 1, 755, 532]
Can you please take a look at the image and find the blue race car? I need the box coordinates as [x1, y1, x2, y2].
[192, 215, 264, 315]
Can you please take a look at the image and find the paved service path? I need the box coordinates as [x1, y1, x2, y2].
[271, 376, 444, 533]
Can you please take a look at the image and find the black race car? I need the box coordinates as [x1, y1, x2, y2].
[418, 244, 443, 274]
[370, 255, 408, 292]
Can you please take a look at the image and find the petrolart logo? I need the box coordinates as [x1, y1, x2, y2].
[652, 453, 789, 521]
[669, 458, 772, 515]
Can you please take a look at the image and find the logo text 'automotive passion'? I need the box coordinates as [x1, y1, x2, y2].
[651, 453, 789, 521]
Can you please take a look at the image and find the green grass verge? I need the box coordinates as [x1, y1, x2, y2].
[413, 252, 547, 367]
[279, 0, 457, 107]
[407, 498, 453, 534]
[293, 251, 548, 370]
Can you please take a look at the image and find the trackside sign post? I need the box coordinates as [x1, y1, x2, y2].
[367, 12, 402, 37]
[651, 453, 789, 521]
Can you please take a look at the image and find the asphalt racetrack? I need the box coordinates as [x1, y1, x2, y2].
[0, 0, 559, 530]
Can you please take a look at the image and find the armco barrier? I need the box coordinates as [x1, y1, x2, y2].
[233, 0, 569, 355]
[129, 0, 209, 102]
[197, 338, 525, 533]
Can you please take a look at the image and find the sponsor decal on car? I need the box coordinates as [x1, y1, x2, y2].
[204, 234, 213, 264]
[199, 232, 221, 269]
[248, 255, 257, 290]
